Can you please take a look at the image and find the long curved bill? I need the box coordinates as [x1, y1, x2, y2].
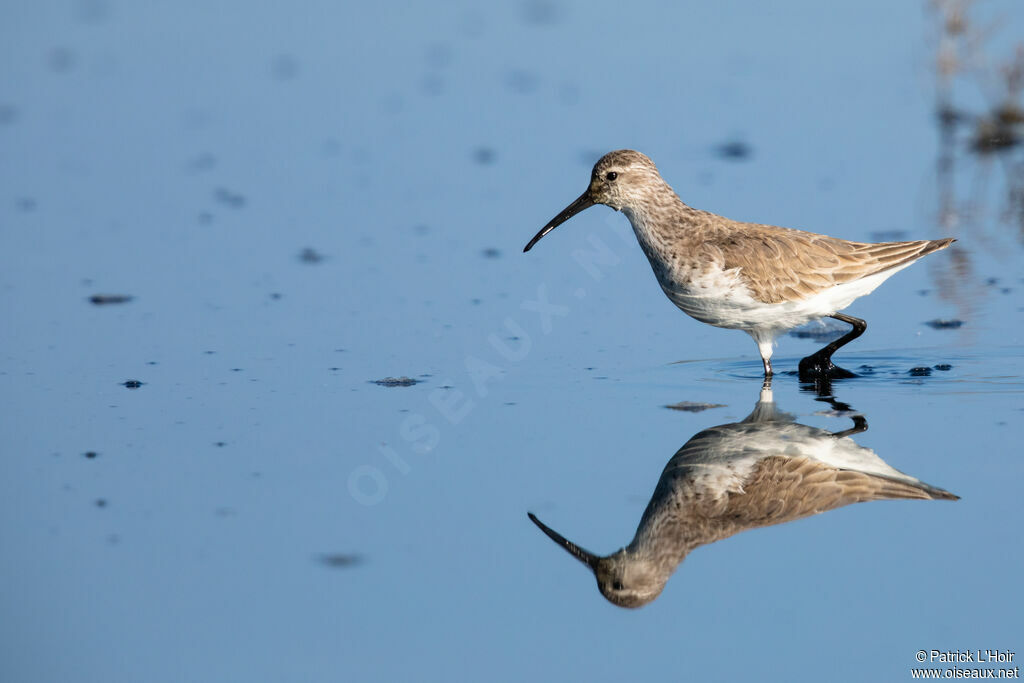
[523, 190, 595, 252]
[527, 512, 600, 569]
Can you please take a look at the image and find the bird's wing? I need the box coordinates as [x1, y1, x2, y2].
[712, 225, 955, 304]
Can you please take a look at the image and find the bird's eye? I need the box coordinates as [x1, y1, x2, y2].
[605, 171, 618, 181]
[612, 580, 624, 591]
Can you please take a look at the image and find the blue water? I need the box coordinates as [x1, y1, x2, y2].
[2, 1, 1022, 681]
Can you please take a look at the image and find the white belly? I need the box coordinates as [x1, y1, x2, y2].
[657, 262, 911, 336]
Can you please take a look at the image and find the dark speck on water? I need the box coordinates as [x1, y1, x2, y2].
[47, 47, 76, 72]
[270, 54, 299, 81]
[372, 377, 420, 387]
[95, 498, 107, 508]
[84, 451, 98, 459]
[520, 0, 561, 26]
[908, 367, 933, 376]
[121, 380, 144, 389]
[473, 147, 496, 165]
[970, 118, 1020, 153]
[481, 247, 501, 259]
[15, 197, 37, 212]
[186, 153, 217, 173]
[214, 188, 246, 208]
[665, 401, 727, 413]
[926, 319, 964, 329]
[714, 140, 752, 160]
[299, 247, 326, 264]
[934, 363, 953, 371]
[89, 294, 133, 305]
[504, 69, 539, 94]
[318, 553, 363, 568]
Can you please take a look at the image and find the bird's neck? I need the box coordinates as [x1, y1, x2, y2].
[621, 187, 700, 265]
[625, 505, 702, 575]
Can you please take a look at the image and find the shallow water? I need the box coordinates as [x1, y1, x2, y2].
[2, 1, 1023, 681]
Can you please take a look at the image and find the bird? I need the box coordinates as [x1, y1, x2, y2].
[527, 384, 958, 608]
[523, 150, 955, 377]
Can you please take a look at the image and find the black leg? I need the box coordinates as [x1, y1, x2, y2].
[815, 395, 868, 437]
[798, 313, 867, 379]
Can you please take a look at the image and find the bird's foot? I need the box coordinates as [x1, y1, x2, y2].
[797, 353, 857, 380]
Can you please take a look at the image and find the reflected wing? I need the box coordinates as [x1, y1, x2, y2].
[699, 455, 957, 541]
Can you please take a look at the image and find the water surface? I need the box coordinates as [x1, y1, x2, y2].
[2, 1, 1022, 681]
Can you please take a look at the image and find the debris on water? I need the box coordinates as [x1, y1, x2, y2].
[424, 43, 452, 69]
[713, 140, 752, 161]
[934, 363, 953, 371]
[269, 292, 282, 300]
[521, 0, 561, 26]
[970, 117, 1019, 153]
[473, 147, 497, 165]
[95, 498, 107, 508]
[481, 247, 501, 258]
[186, 152, 217, 172]
[47, 46, 76, 73]
[665, 401, 726, 413]
[420, 73, 444, 96]
[908, 366, 933, 376]
[214, 187, 246, 208]
[789, 321, 846, 342]
[270, 54, 299, 81]
[318, 553, 363, 568]
[504, 69, 539, 94]
[372, 377, 420, 387]
[121, 380, 144, 389]
[84, 451, 98, 459]
[298, 247, 326, 263]
[213, 441, 227, 447]
[925, 319, 964, 329]
[89, 294, 133, 305]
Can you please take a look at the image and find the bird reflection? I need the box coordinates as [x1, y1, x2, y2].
[528, 383, 958, 608]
